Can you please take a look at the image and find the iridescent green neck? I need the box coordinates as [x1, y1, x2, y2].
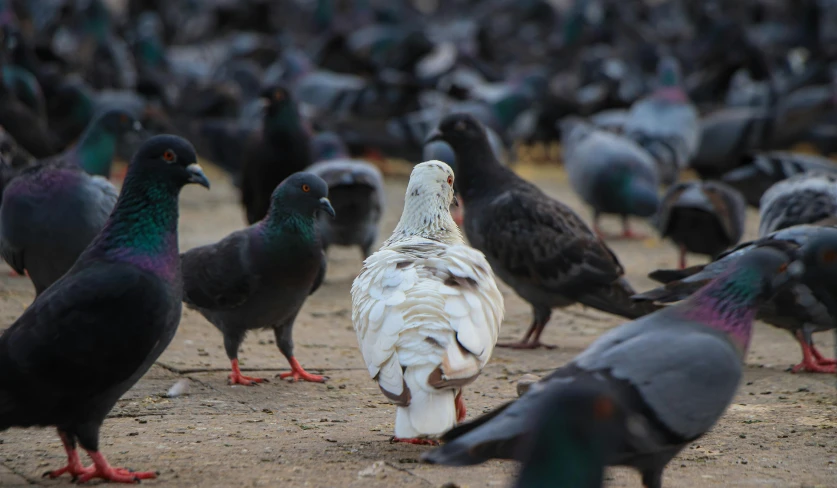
[262, 206, 317, 245]
[75, 121, 118, 177]
[264, 104, 302, 135]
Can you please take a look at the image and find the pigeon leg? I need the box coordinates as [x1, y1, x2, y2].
[620, 216, 646, 240]
[274, 322, 327, 382]
[455, 390, 466, 423]
[498, 306, 555, 349]
[791, 332, 837, 373]
[810, 344, 837, 365]
[678, 245, 687, 270]
[75, 450, 158, 484]
[278, 356, 327, 383]
[43, 430, 94, 480]
[228, 358, 269, 385]
[7, 269, 28, 278]
[390, 437, 440, 446]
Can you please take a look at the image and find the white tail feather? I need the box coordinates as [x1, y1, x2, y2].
[395, 366, 456, 438]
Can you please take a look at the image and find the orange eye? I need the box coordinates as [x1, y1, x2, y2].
[162, 150, 175, 162]
[592, 396, 614, 420]
[447, 176, 453, 186]
[274, 90, 285, 101]
[778, 263, 788, 273]
[302, 184, 310, 192]
[823, 249, 837, 263]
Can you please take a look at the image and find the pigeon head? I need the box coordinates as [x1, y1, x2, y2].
[268, 172, 334, 221]
[687, 246, 796, 353]
[123, 134, 209, 190]
[657, 56, 683, 88]
[797, 229, 837, 289]
[311, 131, 349, 162]
[259, 84, 301, 129]
[514, 384, 625, 488]
[387, 160, 463, 245]
[425, 114, 493, 169]
[74, 109, 143, 177]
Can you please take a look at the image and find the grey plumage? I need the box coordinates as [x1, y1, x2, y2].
[759, 172, 837, 237]
[560, 117, 659, 233]
[721, 151, 837, 207]
[423, 248, 794, 488]
[305, 159, 384, 258]
[656, 181, 746, 268]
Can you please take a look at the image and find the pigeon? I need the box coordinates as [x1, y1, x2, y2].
[622, 56, 700, 184]
[657, 181, 746, 269]
[306, 158, 384, 258]
[0, 109, 141, 295]
[426, 114, 658, 350]
[759, 172, 837, 237]
[560, 116, 660, 239]
[422, 247, 796, 488]
[634, 223, 837, 373]
[721, 151, 837, 207]
[39, 108, 143, 178]
[0, 135, 209, 483]
[0, 68, 60, 158]
[182, 172, 335, 386]
[796, 230, 837, 372]
[0, 127, 35, 202]
[241, 85, 313, 224]
[351, 161, 503, 444]
[512, 383, 624, 488]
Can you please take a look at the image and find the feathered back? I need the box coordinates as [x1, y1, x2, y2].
[759, 172, 837, 236]
[657, 180, 746, 245]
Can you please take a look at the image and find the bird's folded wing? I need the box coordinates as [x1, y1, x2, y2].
[480, 191, 624, 290]
[352, 242, 503, 400]
[181, 231, 259, 309]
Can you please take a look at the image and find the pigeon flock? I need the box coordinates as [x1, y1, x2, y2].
[0, 0, 835, 487]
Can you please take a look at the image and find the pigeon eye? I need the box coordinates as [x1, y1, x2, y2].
[447, 176, 453, 186]
[302, 184, 310, 192]
[162, 150, 175, 162]
[777, 263, 788, 273]
[454, 121, 466, 131]
[274, 90, 285, 101]
[592, 396, 614, 419]
[823, 250, 837, 263]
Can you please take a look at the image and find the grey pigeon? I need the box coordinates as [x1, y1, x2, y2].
[759, 172, 837, 236]
[560, 116, 659, 239]
[426, 114, 659, 350]
[657, 181, 746, 269]
[306, 159, 384, 258]
[623, 56, 701, 185]
[182, 173, 335, 385]
[635, 223, 837, 374]
[0, 135, 209, 483]
[0, 109, 141, 295]
[795, 228, 837, 373]
[423, 247, 796, 488]
[721, 151, 837, 207]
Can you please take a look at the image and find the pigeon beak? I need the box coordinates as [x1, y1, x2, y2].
[132, 120, 143, 132]
[453, 195, 459, 207]
[425, 128, 444, 144]
[186, 163, 211, 189]
[318, 197, 335, 217]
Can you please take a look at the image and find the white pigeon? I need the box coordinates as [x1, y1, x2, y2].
[351, 160, 504, 444]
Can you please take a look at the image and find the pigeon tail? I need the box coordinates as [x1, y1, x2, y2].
[577, 278, 662, 319]
[648, 266, 706, 284]
[440, 340, 482, 385]
[395, 366, 457, 439]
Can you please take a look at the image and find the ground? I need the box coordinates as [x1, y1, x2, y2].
[0, 161, 835, 488]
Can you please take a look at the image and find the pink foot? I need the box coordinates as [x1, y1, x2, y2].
[455, 390, 466, 423]
[43, 432, 93, 480]
[278, 356, 327, 383]
[791, 333, 837, 373]
[76, 451, 157, 484]
[791, 360, 837, 374]
[228, 359, 268, 386]
[390, 437, 440, 446]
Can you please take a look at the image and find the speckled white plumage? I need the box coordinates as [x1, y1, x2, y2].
[351, 161, 504, 439]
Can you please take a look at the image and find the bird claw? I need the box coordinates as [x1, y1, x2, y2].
[277, 370, 327, 383]
[228, 372, 268, 386]
[496, 340, 557, 350]
[390, 437, 440, 446]
[790, 361, 837, 374]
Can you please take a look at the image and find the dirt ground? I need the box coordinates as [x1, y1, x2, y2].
[0, 161, 835, 488]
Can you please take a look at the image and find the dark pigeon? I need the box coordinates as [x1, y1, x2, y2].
[426, 114, 659, 350]
[306, 158, 384, 258]
[512, 383, 625, 488]
[182, 172, 335, 385]
[423, 247, 796, 488]
[0, 109, 142, 295]
[758, 172, 837, 237]
[635, 222, 837, 374]
[241, 85, 313, 224]
[721, 151, 837, 208]
[0, 69, 60, 158]
[0, 135, 209, 483]
[0, 127, 35, 202]
[657, 181, 746, 269]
